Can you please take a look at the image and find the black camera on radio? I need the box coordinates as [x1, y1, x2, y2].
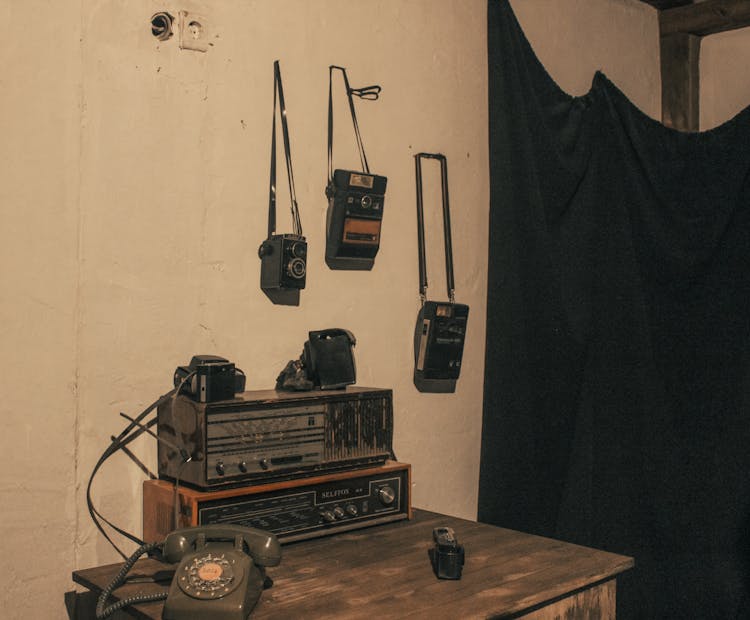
[326, 170, 387, 270]
[173, 355, 246, 403]
[258, 233, 307, 291]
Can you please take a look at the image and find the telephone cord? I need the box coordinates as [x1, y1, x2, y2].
[95, 541, 167, 619]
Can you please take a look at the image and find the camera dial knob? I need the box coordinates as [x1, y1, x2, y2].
[258, 242, 273, 258]
[377, 485, 396, 506]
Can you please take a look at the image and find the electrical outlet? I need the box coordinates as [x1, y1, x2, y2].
[178, 10, 209, 52]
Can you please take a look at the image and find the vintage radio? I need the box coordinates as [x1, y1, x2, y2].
[143, 461, 411, 544]
[157, 386, 393, 490]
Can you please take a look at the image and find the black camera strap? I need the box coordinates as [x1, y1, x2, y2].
[415, 153, 456, 304]
[269, 60, 302, 238]
[327, 65, 382, 184]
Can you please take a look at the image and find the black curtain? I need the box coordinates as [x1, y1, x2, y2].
[478, 2, 750, 618]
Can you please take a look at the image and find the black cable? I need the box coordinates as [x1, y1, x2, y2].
[87, 372, 196, 559]
[95, 541, 167, 619]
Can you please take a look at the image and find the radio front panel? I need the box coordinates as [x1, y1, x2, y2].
[157, 387, 393, 490]
[143, 461, 411, 544]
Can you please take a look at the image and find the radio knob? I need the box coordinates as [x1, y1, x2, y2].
[345, 504, 358, 517]
[238, 461, 248, 473]
[377, 485, 396, 506]
[215, 461, 225, 476]
[333, 507, 345, 519]
[320, 510, 336, 523]
[259, 458, 269, 470]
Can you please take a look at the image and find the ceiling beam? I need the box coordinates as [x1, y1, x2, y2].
[660, 33, 701, 131]
[660, 0, 750, 37]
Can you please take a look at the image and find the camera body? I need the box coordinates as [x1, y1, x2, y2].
[430, 527, 464, 580]
[174, 355, 246, 403]
[413, 301, 469, 393]
[325, 170, 387, 270]
[258, 233, 307, 291]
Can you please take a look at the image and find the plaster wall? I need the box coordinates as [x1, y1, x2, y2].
[700, 28, 750, 130]
[510, 0, 661, 118]
[0, 1, 659, 618]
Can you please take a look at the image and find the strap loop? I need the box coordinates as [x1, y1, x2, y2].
[269, 60, 302, 237]
[328, 65, 382, 184]
[414, 153, 456, 303]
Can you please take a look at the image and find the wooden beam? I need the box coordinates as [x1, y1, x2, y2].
[661, 0, 750, 37]
[660, 32, 701, 131]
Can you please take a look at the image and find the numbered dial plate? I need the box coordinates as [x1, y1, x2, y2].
[178, 553, 243, 599]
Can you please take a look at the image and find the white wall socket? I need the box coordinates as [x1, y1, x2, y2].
[178, 10, 209, 52]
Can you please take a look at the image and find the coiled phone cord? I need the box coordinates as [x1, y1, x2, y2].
[95, 541, 167, 619]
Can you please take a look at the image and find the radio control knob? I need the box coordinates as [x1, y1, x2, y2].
[345, 504, 358, 517]
[259, 458, 269, 470]
[238, 461, 248, 473]
[215, 461, 225, 476]
[377, 485, 396, 506]
[320, 510, 336, 523]
[333, 507, 345, 519]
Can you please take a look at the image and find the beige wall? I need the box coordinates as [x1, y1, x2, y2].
[701, 28, 750, 130]
[511, 0, 660, 116]
[0, 1, 660, 617]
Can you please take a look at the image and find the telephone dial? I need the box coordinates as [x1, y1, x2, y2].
[96, 525, 281, 620]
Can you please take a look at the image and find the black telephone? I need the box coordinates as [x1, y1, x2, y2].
[162, 525, 281, 620]
[95, 525, 281, 620]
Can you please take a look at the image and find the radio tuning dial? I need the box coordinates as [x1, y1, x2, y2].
[333, 507, 345, 520]
[377, 485, 396, 506]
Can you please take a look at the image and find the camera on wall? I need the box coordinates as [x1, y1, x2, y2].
[325, 171, 387, 270]
[259, 61, 306, 306]
[258, 233, 307, 291]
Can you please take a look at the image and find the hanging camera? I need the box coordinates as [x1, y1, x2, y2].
[259, 60, 306, 306]
[325, 65, 387, 271]
[413, 153, 469, 393]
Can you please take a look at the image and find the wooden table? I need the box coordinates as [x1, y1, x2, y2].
[69, 508, 633, 619]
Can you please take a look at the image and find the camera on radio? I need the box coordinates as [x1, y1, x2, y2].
[258, 233, 307, 291]
[173, 355, 246, 403]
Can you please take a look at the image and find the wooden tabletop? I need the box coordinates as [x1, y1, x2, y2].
[72, 508, 633, 619]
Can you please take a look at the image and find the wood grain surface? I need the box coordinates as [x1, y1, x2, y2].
[72, 509, 633, 619]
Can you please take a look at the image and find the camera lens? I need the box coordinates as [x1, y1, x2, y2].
[287, 257, 306, 279]
[361, 195, 372, 209]
[290, 242, 307, 259]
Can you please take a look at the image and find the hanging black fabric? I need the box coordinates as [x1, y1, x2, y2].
[479, 2, 750, 618]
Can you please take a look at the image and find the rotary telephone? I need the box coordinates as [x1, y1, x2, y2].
[162, 525, 281, 620]
[96, 525, 281, 620]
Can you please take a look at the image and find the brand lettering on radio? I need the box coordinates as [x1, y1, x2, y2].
[321, 489, 351, 499]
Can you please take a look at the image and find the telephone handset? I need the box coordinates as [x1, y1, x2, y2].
[162, 524, 281, 620]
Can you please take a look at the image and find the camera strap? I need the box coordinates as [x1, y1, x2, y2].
[414, 153, 456, 304]
[269, 60, 302, 238]
[327, 65, 382, 185]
